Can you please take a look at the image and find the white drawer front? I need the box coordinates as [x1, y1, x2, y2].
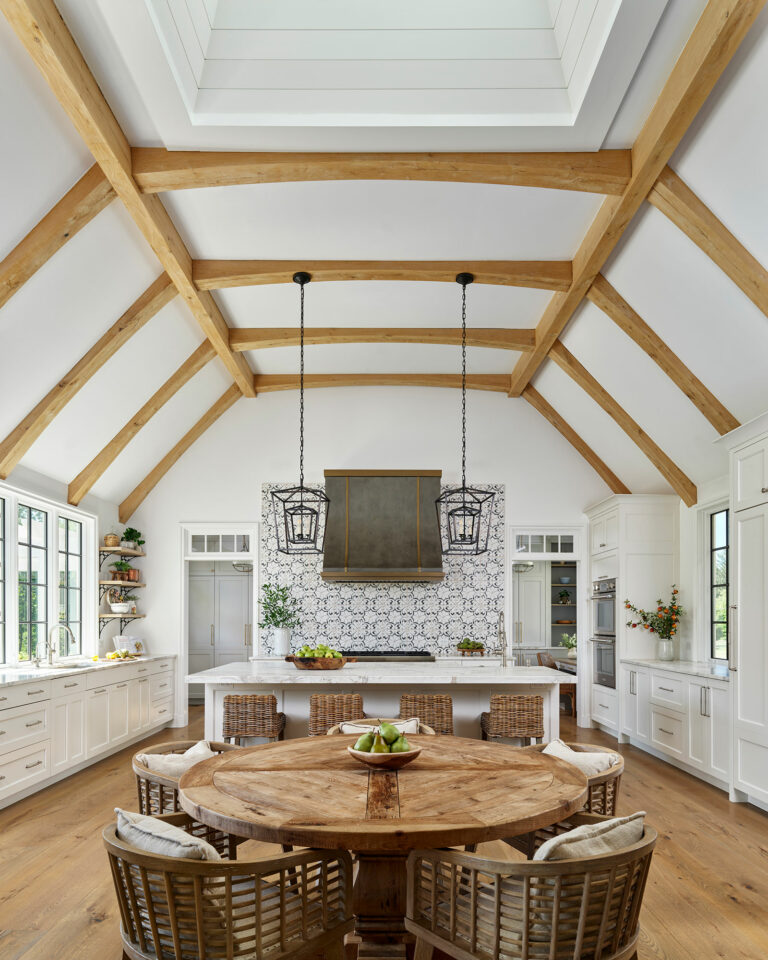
[134, 662, 152, 679]
[0, 680, 51, 712]
[51, 675, 88, 698]
[150, 674, 172, 701]
[150, 660, 173, 676]
[592, 687, 618, 727]
[651, 709, 685, 758]
[0, 740, 50, 800]
[86, 665, 136, 689]
[0, 702, 49, 755]
[651, 674, 685, 711]
[151, 697, 173, 724]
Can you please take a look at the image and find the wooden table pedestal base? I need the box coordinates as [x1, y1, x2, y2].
[352, 851, 411, 960]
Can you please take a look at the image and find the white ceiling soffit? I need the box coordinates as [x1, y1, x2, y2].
[59, 0, 669, 150]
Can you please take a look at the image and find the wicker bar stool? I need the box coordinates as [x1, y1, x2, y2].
[308, 692, 365, 736]
[522, 741, 624, 815]
[399, 693, 454, 735]
[480, 694, 544, 744]
[222, 693, 286, 744]
[538, 651, 577, 717]
[132, 740, 238, 816]
[326, 717, 436, 735]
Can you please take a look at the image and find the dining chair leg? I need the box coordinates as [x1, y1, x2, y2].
[414, 938, 434, 960]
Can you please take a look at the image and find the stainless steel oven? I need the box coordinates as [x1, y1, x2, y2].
[592, 577, 617, 638]
[593, 639, 616, 688]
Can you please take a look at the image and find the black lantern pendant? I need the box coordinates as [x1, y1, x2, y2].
[435, 273, 495, 555]
[271, 272, 329, 554]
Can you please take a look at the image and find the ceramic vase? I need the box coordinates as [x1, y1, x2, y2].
[567, 647, 577, 659]
[657, 638, 675, 661]
[273, 627, 291, 657]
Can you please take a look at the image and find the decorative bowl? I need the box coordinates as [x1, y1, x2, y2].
[285, 656, 356, 671]
[347, 744, 422, 769]
[559, 577, 571, 583]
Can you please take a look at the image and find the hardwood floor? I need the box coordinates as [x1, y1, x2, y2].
[0, 708, 766, 959]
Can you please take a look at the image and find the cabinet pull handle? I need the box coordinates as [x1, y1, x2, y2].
[599, 703, 609, 709]
[158, 709, 167, 714]
[658, 686, 674, 693]
[116, 683, 128, 688]
[700, 686, 706, 717]
[0, 775, 5, 780]
[64, 682, 78, 688]
[599, 542, 606, 548]
[0, 697, 7, 702]
[158, 683, 168, 689]
[25, 720, 42, 727]
[138, 668, 147, 673]
[138, 678, 148, 684]
[659, 727, 674, 736]
[27, 689, 44, 695]
[762, 487, 768, 493]
[93, 688, 106, 694]
[210, 624, 215, 647]
[25, 760, 43, 769]
[728, 605, 738, 672]
[0, 731, 5, 736]
[706, 687, 711, 718]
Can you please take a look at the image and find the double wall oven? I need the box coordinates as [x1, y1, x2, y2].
[592, 577, 616, 688]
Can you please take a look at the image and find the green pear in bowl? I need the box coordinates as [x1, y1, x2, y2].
[370, 733, 390, 753]
[353, 732, 374, 752]
[390, 736, 411, 753]
[379, 722, 401, 745]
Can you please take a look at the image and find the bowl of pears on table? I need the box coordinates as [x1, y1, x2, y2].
[347, 722, 422, 769]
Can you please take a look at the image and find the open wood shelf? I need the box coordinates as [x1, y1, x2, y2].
[99, 547, 145, 557]
[99, 581, 146, 588]
[99, 613, 146, 620]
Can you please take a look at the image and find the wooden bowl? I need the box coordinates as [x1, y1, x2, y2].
[284, 656, 357, 671]
[347, 744, 422, 769]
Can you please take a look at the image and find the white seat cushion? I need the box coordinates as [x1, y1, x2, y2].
[115, 808, 221, 860]
[534, 811, 646, 861]
[136, 739, 217, 777]
[340, 718, 420, 735]
[542, 739, 619, 777]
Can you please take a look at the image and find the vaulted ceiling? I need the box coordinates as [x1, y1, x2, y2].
[1, 0, 767, 522]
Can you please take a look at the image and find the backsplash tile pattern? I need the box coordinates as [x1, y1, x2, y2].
[259, 483, 505, 656]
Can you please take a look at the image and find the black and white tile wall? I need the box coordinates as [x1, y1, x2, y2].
[259, 483, 505, 656]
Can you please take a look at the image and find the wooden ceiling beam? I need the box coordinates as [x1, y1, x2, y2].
[119, 384, 241, 523]
[522, 385, 631, 495]
[587, 274, 740, 435]
[649, 165, 768, 317]
[194, 260, 572, 292]
[0, 0, 255, 398]
[132, 148, 632, 196]
[230, 327, 535, 352]
[0, 164, 114, 309]
[253, 373, 512, 394]
[0, 275, 175, 479]
[507, 0, 767, 397]
[67, 340, 215, 505]
[548, 340, 697, 506]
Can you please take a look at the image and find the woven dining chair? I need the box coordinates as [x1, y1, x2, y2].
[104, 812, 354, 960]
[399, 694, 454, 735]
[521, 741, 624, 815]
[538, 651, 577, 717]
[308, 692, 365, 736]
[480, 694, 544, 744]
[222, 693, 286, 744]
[132, 740, 239, 817]
[326, 717, 436, 735]
[407, 813, 656, 960]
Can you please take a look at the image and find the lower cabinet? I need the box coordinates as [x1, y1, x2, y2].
[591, 684, 618, 729]
[687, 678, 731, 780]
[108, 681, 130, 743]
[51, 695, 86, 775]
[86, 687, 110, 757]
[619, 665, 650, 742]
[131, 677, 151, 733]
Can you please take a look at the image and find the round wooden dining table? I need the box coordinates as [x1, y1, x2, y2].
[179, 735, 587, 960]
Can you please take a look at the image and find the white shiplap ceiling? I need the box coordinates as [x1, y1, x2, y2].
[1, 0, 767, 516]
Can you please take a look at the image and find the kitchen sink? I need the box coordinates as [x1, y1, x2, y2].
[52, 661, 94, 669]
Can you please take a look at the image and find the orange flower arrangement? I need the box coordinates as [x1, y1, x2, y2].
[624, 586, 683, 639]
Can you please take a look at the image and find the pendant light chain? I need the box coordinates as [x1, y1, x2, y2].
[299, 278, 305, 494]
[461, 278, 467, 493]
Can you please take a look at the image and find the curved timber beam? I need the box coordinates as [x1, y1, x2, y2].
[253, 374, 512, 394]
[132, 148, 632, 196]
[194, 260, 572, 292]
[549, 341, 697, 506]
[231, 327, 535, 352]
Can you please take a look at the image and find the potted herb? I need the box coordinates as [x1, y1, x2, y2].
[121, 527, 145, 551]
[625, 585, 683, 661]
[110, 560, 132, 582]
[107, 587, 131, 614]
[562, 633, 578, 658]
[258, 584, 301, 657]
[557, 589, 571, 604]
[123, 594, 139, 615]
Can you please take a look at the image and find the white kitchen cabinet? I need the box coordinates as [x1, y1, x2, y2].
[51, 694, 85, 775]
[651, 708, 685, 759]
[732, 436, 768, 512]
[216, 575, 252, 660]
[619, 665, 650, 743]
[188, 571, 252, 695]
[108, 681, 130, 743]
[591, 684, 618, 729]
[591, 510, 618, 556]
[86, 687, 109, 757]
[687, 678, 731, 779]
[709, 684, 731, 781]
[687, 680, 709, 770]
[511, 562, 546, 646]
[134, 677, 151, 731]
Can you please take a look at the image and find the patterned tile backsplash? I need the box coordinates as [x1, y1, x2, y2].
[259, 482, 505, 655]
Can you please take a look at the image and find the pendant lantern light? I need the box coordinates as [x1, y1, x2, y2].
[435, 273, 495, 555]
[271, 272, 329, 554]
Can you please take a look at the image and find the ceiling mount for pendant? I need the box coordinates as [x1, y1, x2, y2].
[271, 270, 329, 555]
[435, 272, 495, 556]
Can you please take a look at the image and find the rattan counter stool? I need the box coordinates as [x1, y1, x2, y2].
[222, 693, 286, 744]
[521, 741, 624, 815]
[480, 693, 544, 744]
[132, 740, 238, 816]
[308, 692, 365, 736]
[399, 693, 454, 735]
[326, 717, 436, 735]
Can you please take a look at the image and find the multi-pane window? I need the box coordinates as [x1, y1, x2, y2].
[710, 509, 729, 660]
[17, 503, 48, 662]
[0, 497, 5, 663]
[58, 517, 82, 656]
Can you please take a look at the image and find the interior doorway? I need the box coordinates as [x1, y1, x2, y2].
[509, 560, 579, 666]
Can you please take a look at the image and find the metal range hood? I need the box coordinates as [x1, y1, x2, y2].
[322, 470, 444, 582]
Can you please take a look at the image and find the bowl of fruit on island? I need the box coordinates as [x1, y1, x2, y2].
[285, 644, 357, 670]
[347, 722, 422, 769]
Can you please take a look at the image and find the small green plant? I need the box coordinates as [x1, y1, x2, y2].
[258, 584, 301, 630]
[121, 527, 145, 548]
[557, 589, 571, 604]
[110, 560, 132, 573]
[457, 638, 484, 650]
[561, 633, 578, 650]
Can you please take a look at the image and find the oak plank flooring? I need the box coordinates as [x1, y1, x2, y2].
[1, 708, 767, 959]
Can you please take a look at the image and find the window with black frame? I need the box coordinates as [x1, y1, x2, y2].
[58, 517, 83, 656]
[18, 503, 48, 662]
[710, 508, 729, 660]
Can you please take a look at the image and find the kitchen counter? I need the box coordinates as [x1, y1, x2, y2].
[0, 654, 176, 688]
[186, 660, 571, 741]
[620, 658, 729, 681]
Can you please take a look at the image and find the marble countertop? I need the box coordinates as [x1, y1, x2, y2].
[186, 660, 570, 685]
[0, 654, 176, 688]
[621, 658, 729, 681]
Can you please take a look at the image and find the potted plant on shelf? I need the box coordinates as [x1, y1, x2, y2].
[562, 633, 578, 659]
[625, 585, 683, 661]
[123, 594, 139, 615]
[107, 587, 131, 614]
[258, 584, 301, 657]
[110, 560, 132, 582]
[121, 526, 145, 552]
[557, 589, 571, 605]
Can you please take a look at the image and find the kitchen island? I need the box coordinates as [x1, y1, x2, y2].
[186, 660, 572, 741]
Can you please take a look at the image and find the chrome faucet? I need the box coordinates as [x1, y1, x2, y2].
[496, 612, 508, 668]
[35, 624, 75, 667]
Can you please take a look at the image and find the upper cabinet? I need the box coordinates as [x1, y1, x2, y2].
[732, 436, 768, 512]
[590, 510, 618, 556]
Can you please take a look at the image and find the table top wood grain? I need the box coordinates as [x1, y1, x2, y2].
[179, 735, 588, 851]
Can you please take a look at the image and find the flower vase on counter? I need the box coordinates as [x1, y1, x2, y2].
[273, 627, 291, 657]
[624, 585, 683, 663]
[657, 638, 675, 661]
[258, 584, 301, 658]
